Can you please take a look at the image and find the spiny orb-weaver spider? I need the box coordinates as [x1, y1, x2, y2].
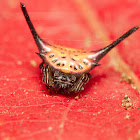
[20, 3, 139, 94]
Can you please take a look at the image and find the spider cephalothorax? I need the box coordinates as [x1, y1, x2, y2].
[40, 62, 90, 93]
[20, 3, 139, 94]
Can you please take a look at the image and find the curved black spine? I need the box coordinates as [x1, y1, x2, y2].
[20, 3, 50, 52]
[95, 26, 139, 62]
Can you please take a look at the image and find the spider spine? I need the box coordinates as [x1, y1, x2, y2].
[94, 26, 139, 62]
[20, 3, 50, 52]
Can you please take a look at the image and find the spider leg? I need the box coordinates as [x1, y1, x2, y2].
[39, 61, 44, 69]
[40, 64, 54, 92]
[70, 73, 90, 93]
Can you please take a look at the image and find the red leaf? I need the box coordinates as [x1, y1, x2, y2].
[0, 0, 140, 140]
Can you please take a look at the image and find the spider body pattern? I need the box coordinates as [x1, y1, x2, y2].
[20, 3, 139, 94]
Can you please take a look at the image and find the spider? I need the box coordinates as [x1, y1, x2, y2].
[20, 3, 139, 94]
